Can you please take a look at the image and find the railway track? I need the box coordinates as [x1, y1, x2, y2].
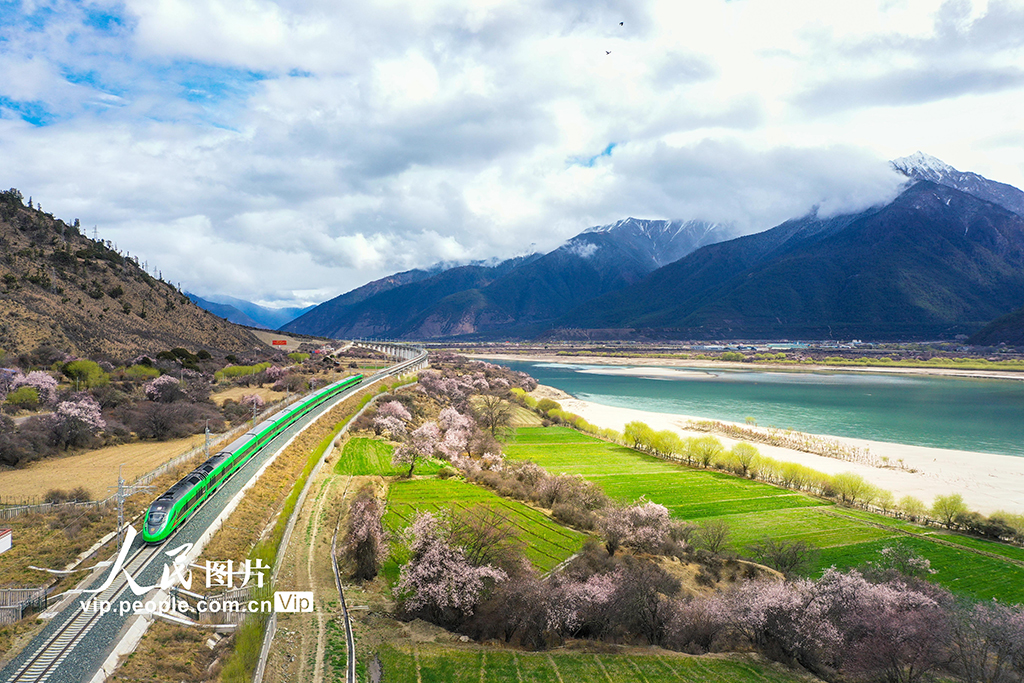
[7, 541, 161, 683]
[4, 343, 427, 683]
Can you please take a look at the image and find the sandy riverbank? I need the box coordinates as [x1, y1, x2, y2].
[471, 352, 1024, 381]
[529, 384, 1024, 517]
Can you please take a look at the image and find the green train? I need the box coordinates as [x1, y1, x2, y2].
[142, 373, 364, 543]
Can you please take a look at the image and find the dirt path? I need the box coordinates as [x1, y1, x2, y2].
[265, 455, 354, 683]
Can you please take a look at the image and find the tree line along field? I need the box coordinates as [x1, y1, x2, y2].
[384, 477, 586, 573]
[376, 643, 817, 683]
[505, 426, 1024, 604]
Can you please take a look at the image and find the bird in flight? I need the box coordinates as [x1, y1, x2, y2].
[606, 50, 611, 54]
[619, 21, 624, 26]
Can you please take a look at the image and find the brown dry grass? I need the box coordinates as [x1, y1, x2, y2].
[210, 386, 287, 407]
[0, 435, 204, 502]
[109, 621, 229, 683]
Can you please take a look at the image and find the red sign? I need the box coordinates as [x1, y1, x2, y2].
[272, 340, 287, 346]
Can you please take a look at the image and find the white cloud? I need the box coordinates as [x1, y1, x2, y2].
[0, 0, 1022, 307]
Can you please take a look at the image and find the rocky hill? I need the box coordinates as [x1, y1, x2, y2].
[0, 189, 263, 358]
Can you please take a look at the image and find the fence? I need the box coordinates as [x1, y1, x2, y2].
[0, 400, 297, 521]
[0, 587, 47, 625]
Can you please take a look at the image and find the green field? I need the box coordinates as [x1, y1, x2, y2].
[375, 644, 817, 683]
[335, 436, 444, 476]
[385, 478, 586, 572]
[506, 427, 1024, 603]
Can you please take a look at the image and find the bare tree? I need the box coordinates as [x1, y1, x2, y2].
[693, 519, 731, 555]
[474, 393, 515, 440]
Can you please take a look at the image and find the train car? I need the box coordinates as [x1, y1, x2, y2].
[143, 373, 363, 543]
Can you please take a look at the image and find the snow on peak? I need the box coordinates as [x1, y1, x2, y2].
[891, 151, 957, 179]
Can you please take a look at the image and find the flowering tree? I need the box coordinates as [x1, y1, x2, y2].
[11, 371, 59, 405]
[265, 365, 288, 382]
[396, 512, 506, 627]
[377, 400, 412, 422]
[50, 394, 105, 450]
[410, 421, 440, 457]
[240, 393, 266, 411]
[598, 499, 671, 555]
[545, 572, 619, 635]
[374, 415, 407, 439]
[863, 541, 935, 581]
[144, 374, 184, 403]
[437, 427, 469, 460]
[438, 406, 475, 432]
[343, 484, 388, 580]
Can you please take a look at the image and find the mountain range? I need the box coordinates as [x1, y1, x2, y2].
[555, 179, 1024, 340]
[185, 292, 315, 330]
[283, 218, 726, 339]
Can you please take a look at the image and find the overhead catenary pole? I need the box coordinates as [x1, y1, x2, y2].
[108, 464, 153, 553]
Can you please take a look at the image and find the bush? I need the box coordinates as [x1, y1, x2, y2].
[4, 386, 39, 411]
[552, 502, 596, 530]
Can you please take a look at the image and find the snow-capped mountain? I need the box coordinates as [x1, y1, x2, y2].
[582, 218, 724, 268]
[892, 152, 1024, 217]
[285, 217, 729, 339]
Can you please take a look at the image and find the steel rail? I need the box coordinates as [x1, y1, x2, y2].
[7, 543, 161, 683]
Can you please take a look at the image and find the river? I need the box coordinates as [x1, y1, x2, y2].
[491, 360, 1024, 457]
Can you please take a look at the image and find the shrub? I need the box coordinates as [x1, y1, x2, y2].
[4, 386, 39, 411]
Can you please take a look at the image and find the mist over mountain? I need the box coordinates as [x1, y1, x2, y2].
[283, 218, 727, 339]
[187, 293, 315, 330]
[554, 179, 1024, 340]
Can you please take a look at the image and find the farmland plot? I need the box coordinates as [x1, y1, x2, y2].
[507, 427, 1024, 603]
[385, 478, 585, 572]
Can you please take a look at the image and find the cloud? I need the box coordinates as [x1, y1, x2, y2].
[795, 67, 1024, 113]
[0, 0, 1022, 309]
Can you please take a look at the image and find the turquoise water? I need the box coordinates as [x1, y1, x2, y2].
[494, 360, 1024, 457]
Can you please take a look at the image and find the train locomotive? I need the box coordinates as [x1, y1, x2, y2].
[142, 373, 363, 543]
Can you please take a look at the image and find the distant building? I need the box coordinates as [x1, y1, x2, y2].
[0, 529, 11, 555]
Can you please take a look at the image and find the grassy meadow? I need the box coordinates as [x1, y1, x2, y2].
[334, 436, 446, 477]
[385, 477, 585, 572]
[505, 426, 1024, 603]
[375, 644, 817, 683]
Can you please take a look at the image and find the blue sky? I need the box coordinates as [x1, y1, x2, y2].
[1, 0, 1023, 307]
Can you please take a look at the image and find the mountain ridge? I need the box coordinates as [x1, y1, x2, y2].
[0, 190, 263, 357]
[283, 218, 727, 339]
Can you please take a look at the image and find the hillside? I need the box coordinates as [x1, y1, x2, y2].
[555, 181, 1024, 340]
[969, 305, 1024, 346]
[0, 189, 263, 357]
[285, 218, 725, 339]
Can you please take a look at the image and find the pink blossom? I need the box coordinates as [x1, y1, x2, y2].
[437, 428, 468, 460]
[411, 421, 441, 457]
[265, 365, 288, 381]
[377, 400, 412, 422]
[546, 572, 619, 634]
[11, 371, 59, 405]
[144, 374, 182, 402]
[396, 512, 507, 621]
[374, 415, 407, 439]
[438, 407, 475, 432]
[240, 393, 266, 410]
